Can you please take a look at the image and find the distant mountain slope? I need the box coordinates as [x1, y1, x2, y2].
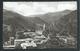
[3, 9, 35, 31]
[52, 10, 77, 37]
[25, 17, 49, 26]
[31, 10, 72, 24]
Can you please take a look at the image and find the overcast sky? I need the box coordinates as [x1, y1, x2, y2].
[3, 2, 77, 16]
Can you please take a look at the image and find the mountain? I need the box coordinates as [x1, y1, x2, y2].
[3, 9, 71, 29]
[25, 17, 49, 26]
[3, 9, 35, 31]
[31, 10, 72, 24]
[53, 10, 77, 37]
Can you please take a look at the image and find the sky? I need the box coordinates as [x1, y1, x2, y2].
[3, 2, 77, 16]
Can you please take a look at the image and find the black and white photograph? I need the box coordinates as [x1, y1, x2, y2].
[3, 2, 77, 49]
